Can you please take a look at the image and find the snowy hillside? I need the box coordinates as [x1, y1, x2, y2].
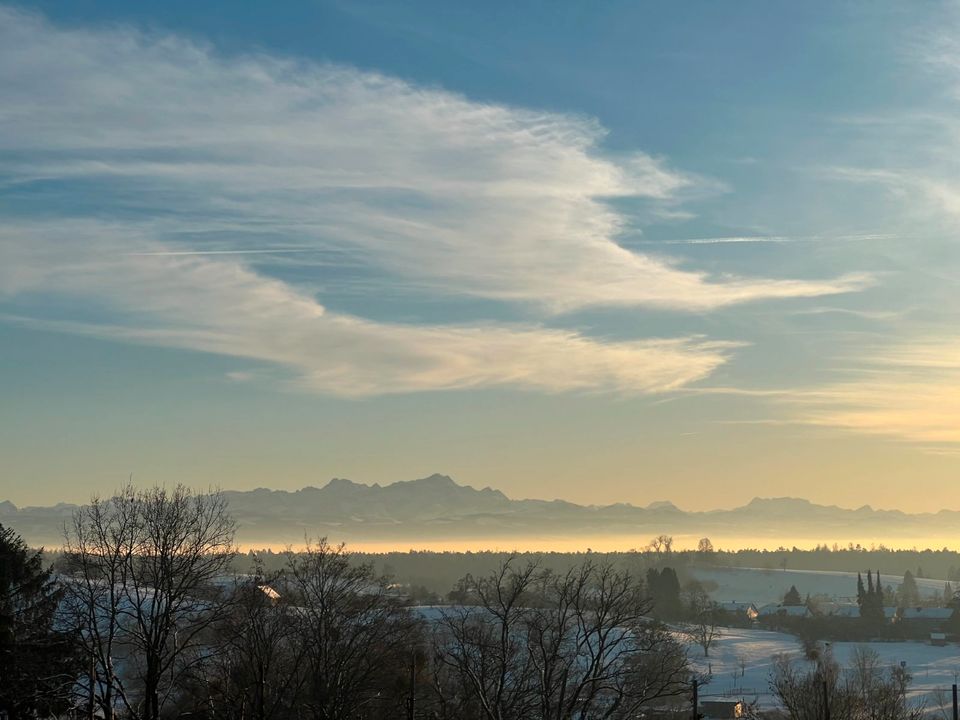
[691, 627, 960, 713]
[691, 566, 950, 605]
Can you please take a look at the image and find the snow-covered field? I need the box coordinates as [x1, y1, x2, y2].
[417, 563, 960, 715]
[691, 627, 960, 712]
[691, 566, 949, 606]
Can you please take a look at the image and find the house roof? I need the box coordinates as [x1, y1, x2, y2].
[258, 584, 281, 600]
[829, 605, 897, 619]
[718, 601, 758, 613]
[901, 607, 954, 620]
[758, 603, 809, 617]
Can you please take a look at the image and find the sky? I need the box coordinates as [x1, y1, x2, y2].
[1, 1, 959, 512]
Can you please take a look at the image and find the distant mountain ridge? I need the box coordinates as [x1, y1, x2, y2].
[2, 474, 957, 548]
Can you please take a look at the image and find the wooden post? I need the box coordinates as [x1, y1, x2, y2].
[952, 683, 957, 720]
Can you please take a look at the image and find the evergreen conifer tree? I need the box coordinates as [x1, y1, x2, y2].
[783, 585, 803, 606]
[898, 570, 919, 608]
[855, 569, 886, 627]
[646, 567, 682, 617]
[0, 523, 79, 720]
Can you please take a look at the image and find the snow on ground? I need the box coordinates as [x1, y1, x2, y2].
[690, 626, 960, 712]
[416, 599, 960, 713]
[691, 566, 949, 605]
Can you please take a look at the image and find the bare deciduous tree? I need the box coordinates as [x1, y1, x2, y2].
[433, 560, 540, 720]
[772, 653, 856, 720]
[128, 485, 237, 720]
[185, 569, 307, 720]
[433, 558, 691, 720]
[771, 650, 924, 720]
[64, 484, 237, 720]
[648, 535, 674, 559]
[63, 490, 140, 720]
[283, 538, 419, 720]
[847, 647, 921, 720]
[684, 589, 721, 658]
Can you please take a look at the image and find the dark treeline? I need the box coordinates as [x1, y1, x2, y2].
[235, 544, 960, 597]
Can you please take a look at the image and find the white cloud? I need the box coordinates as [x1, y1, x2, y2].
[1, 220, 738, 397]
[0, 6, 869, 314]
[0, 7, 885, 398]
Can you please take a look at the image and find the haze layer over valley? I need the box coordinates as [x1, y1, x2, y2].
[7, 474, 960, 551]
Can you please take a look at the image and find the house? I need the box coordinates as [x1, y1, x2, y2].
[899, 607, 954, 631]
[718, 602, 759, 620]
[828, 605, 897, 621]
[700, 700, 745, 719]
[900, 607, 954, 622]
[758, 603, 811, 619]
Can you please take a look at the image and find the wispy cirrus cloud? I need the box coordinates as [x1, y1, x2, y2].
[826, 165, 960, 227]
[0, 220, 737, 397]
[634, 233, 897, 247]
[665, 342, 960, 448]
[0, 6, 870, 314]
[790, 340, 960, 445]
[0, 7, 876, 397]
[5, 312, 737, 398]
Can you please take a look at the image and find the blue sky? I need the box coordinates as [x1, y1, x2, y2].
[2, 1, 959, 511]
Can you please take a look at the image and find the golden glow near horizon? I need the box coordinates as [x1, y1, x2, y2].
[232, 533, 960, 555]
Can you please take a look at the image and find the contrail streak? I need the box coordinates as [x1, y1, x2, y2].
[127, 248, 329, 257]
[634, 233, 897, 246]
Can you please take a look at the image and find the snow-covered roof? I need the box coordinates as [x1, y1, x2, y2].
[901, 607, 954, 620]
[718, 601, 758, 614]
[258, 584, 281, 600]
[829, 605, 860, 618]
[758, 603, 809, 617]
[828, 605, 897, 619]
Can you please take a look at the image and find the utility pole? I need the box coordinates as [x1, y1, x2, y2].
[952, 683, 958, 720]
[691, 677, 699, 720]
[407, 653, 417, 720]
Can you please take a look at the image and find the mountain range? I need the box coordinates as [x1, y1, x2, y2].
[3, 474, 960, 549]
